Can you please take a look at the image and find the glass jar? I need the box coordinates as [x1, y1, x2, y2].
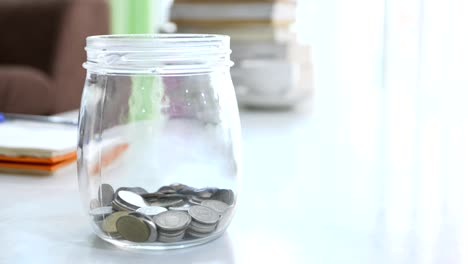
[77, 34, 241, 250]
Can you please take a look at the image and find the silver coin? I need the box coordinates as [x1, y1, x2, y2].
[190, 196, 204, 203]
[158, 193, 187, 199]
[188, 205, 219, 225]
[111, 200, 132, 211]
[136, 206, 168, 216]
[98, 184, 114, 206]
[169, 203, 191, 211]
[158, 229, 185, 237]
[117, 190, 148, 209]
[216, 206, 234, 231]
[133, 213, 158, 242]
[142, 192, 186, 200]
[196, 191, 213, 199]
[189, 226, 216, 234]
[186, 229, 210, 238]
[170, 183, 190, 192]
[177, 189, 196, 196]
[193, 187, 218, 198]
[189, 219, 216, 229]
[89, 206, 114, 216]
[212, 189, 235, 205]
[188, 198, 202, 205]
[153, 211, 191, 231]
[189, 221, 217, 233]
[201, 200, 229, 214]
[158, 232, 185, 243]
[112, 196, 138, 211]
[165, 193, 188, 199]
[150, 198, 185, 208]
[142, 192, 165, 199]
[157, 186, 177, 194]
[116, 187, 148, 195]
[128, 187, 148, 195]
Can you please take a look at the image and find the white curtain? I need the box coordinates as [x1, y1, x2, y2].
[308, 0, 468, 105]
[304, 0, 468, 262]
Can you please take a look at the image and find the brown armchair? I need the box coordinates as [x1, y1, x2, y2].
[0, 0, 109, 115]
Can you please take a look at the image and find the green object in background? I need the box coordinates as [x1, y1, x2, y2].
[128, 76, 164, 122]
[111, 0, 156, 34]
[110, 0, 163, 121]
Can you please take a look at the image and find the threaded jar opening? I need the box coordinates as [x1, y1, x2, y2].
[84, 34, 233, 75]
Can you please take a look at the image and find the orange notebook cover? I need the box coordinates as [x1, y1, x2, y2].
[0, 157, 76, 174]
[0, 143, 128, 175]
[0, 152, 76, 164]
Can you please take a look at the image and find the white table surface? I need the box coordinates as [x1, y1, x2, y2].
[1, 86, 468, 264]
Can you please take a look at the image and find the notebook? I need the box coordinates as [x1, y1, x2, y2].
[0, 121, 77, 157]
[0, 120, 130, 175]
[0, 121, 77, 174]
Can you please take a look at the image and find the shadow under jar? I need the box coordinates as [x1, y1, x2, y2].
[78, 34, 241, 250]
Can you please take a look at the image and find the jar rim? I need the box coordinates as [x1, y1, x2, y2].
[84, 34, 233, 75]
[87, 33, 228, 40]
[87, 34, 230, 48]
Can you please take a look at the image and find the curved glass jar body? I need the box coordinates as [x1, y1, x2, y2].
[78, 35, 241, 250]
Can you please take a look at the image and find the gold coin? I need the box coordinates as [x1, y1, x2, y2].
[102, 211, 129, 233]
[116, 215, 150, 242]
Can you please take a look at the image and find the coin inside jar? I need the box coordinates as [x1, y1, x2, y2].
[102, 211, 129, 233]
[89, 206, 114, 217]
[186, 229, 212, 238]
[158, 233, 185, 243]
[201, 200, 229, 214]
[212, 189, 235, 205]
[144, 220, 158, 242]
[98, 184, 114, 206]
[217, 206, 234, 231]
[149, 197, 184, 208]
[169, 183, 190, 192]
[129, 212, 158, 242]
[157, 186, 177, 194]
[116, 215, 151, 242]
[193, 187, 218, 199]
[189, 220, 217, 233]
[188, 205, 219, 225]
[129, 187, 148, 195]
[153, 211, 191, 231]
[136, 206, 168, 216]
[168, 203, 191, 211]
[93, 184, 236, 244]
[189, 196, 204, 204]
[116, 190, 148, 209]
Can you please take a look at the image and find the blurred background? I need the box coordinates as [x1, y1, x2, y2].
[0, 0, 314, 114]
[2, 0, 468, 115]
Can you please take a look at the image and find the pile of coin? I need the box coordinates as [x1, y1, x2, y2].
[154, 211, 191, 242]
[187, 205, 220, 238]
[90, 183, 235, 243]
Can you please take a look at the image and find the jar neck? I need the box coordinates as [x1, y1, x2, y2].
[83, 34, 233, 75]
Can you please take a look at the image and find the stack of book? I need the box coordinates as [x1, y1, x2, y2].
[171, 0, 313, 108]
